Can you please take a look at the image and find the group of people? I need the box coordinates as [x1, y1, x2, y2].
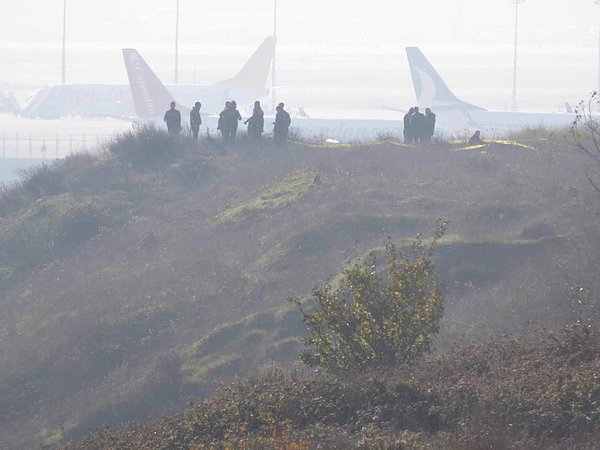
[217, 101, 243, 145]
[166, 101, 484, 148]
[403, 107, 436, 144]
[163, 100, 292, 146]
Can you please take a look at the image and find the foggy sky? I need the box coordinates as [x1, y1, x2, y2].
[0, 0, 597, 47]
[1, 0, 599, 111]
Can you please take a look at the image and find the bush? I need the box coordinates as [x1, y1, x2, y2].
[108, 123, 195, 170]
[292, 223, 447, 373]
[572, 93, 600, 192]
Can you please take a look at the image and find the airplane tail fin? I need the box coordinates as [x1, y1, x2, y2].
[406, 47, 485, 112]
[122, 48, 189, 118]
[217, 36, 277, 88]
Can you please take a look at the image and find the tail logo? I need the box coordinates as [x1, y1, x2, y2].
[128, 52, 156, 116]
[414, 66, 436, 108]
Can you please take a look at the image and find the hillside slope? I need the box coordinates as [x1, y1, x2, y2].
[0, 127, 599, 447]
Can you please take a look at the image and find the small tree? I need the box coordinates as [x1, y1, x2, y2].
[292, 223, 447, 373]
[572, 92, 600, 193]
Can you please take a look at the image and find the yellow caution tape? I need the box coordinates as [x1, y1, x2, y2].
[486, 140, 538, 150]
[375, 140, 416, 148]
[289, 139, 537, 152]
[452, 144, 488, 152]
[453, 140, 538, 152]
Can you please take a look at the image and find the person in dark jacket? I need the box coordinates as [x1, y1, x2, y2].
[424, 108, 436, 142]
[164, 101, 181, 135]
[410, 107, 426, 144]
[218, 101, 231, 142]
[190, 102, 202, 142]
[274, 102, 291, 145]
[245, 101, 265, 140]
[226, 101, 242, 144]
[403, 107, 415, 144]
[468, 130, 483, 146]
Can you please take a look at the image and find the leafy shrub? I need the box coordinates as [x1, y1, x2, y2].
[292, 223, 447, 373]
[572, 93, 600, 192]
[108, 123, 195, 169]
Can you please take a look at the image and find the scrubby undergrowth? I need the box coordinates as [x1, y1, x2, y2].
[68, 325, 600, 449]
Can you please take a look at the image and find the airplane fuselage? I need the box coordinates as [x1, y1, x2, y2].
[167, 84, 270, 115]
[21, 84, 132, 119]
[21, 83, 271, 119]
[431, 109, 575, 136]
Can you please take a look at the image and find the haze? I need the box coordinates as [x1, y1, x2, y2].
[1, 0, 599, 112]
[4, 2, 600, 448]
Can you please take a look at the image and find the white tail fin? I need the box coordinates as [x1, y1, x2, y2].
[406, 47, 486, 112]
[122, 48, 190, 119]
[217, 36, 277, 88]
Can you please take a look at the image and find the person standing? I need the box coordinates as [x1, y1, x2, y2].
[245, 100, 265, 140]
[274, 102, 291, 145]
[403, 107, 415, 144]
[164, 101, 181, 135]
[226, 101, 242, 144]
[424, 108, 436, 143]
[218, 101, 231, 143]
[190, 102, 202, 142]
[410, 106, 426, 144]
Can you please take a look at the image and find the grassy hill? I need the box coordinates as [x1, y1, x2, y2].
[0, 125, 599, 448]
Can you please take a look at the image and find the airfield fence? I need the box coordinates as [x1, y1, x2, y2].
[0, 131, 116, 160]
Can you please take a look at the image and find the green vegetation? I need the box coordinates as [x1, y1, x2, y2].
[183, 306, 305, 385]
[68, 325, 600, 449]
[293, 226, 446, 372]
[217, 170, 317, 225]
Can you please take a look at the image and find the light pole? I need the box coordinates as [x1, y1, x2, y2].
[511, 0, 525, 112]
[175, 0, 180, 84]
[272, 0, 277, 111]
[61, 0, 67, 84]
[595, 0, 600, 93]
